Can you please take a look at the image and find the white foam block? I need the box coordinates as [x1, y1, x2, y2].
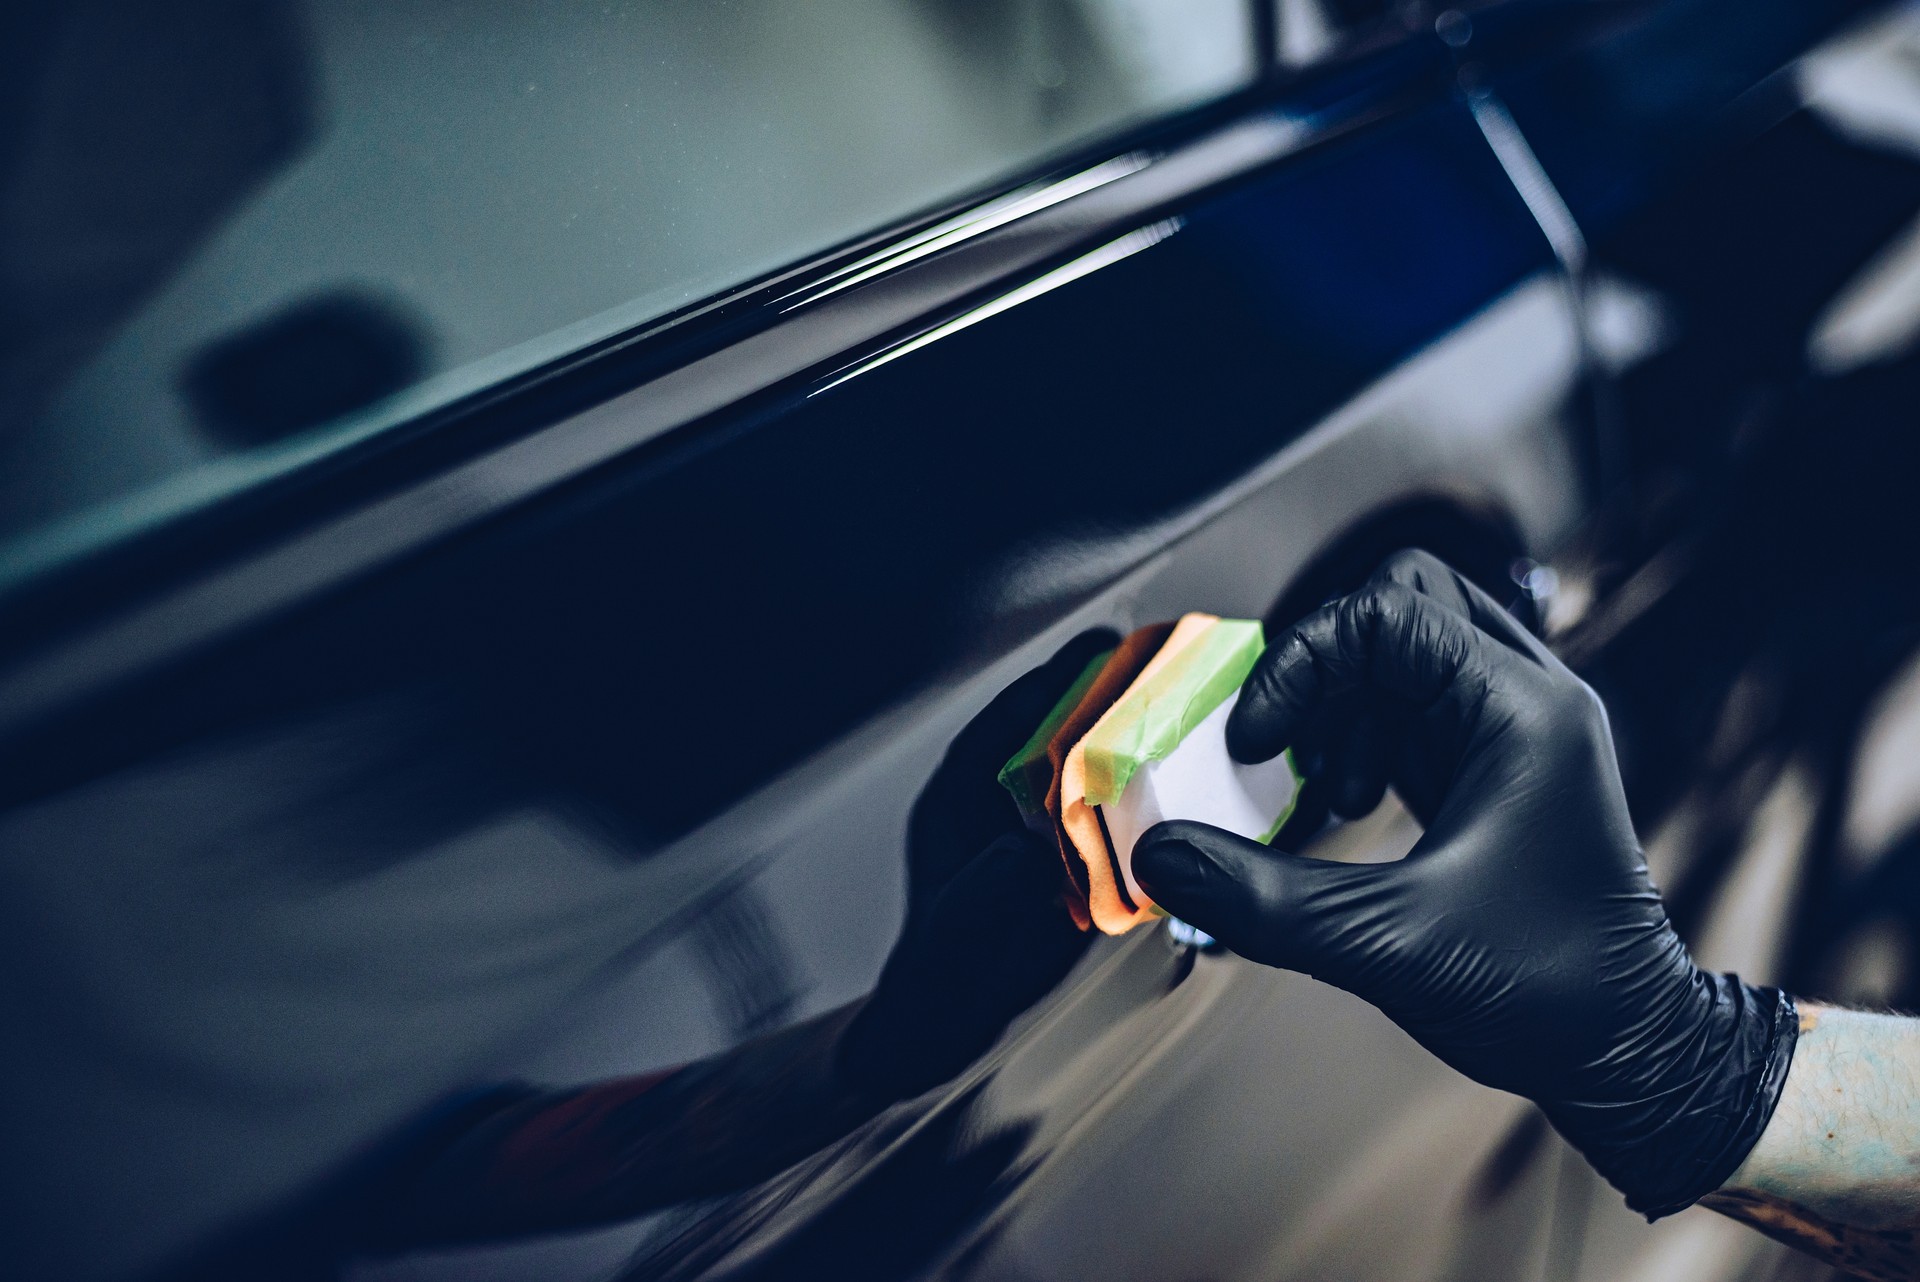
[1100, 689, 1300, 905]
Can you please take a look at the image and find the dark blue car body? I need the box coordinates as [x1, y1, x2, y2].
[0, 1, 1902, 1277]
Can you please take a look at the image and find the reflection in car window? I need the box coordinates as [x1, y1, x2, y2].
[0, 0, 1255, 587]
[1274, 0, 1406, 67]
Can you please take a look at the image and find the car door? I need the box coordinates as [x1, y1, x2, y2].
[0, 4, 1613, 1280]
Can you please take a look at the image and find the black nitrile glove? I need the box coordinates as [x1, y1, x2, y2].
[1133, 551, 1798, 1219]
[837, 634, 1109, 1102]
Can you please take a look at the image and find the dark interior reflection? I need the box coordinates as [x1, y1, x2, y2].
[0, 0, 311, 485]
[87, 635, 1109, 1279]
[181, 293, 430, 447]
[348, 635, 1105, 1265]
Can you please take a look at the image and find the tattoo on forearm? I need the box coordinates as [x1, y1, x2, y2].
[1702, 1187, 1920, 1281]
[1706, 1005, 1920, 1281]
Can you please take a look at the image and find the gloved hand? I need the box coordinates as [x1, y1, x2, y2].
[1133, 550, 1798, 1218]
[836, 634, 1109, 1102]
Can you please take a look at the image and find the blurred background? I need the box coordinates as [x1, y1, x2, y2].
[7, 1, 1920, 1279]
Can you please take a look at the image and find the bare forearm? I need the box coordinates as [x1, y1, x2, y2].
[1701, 1004, 1920, 1280]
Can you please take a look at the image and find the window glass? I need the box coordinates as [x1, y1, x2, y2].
[0, 0, 1255, 585]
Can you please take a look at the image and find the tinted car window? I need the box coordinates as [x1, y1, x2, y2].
[0, 0, 1256, 585]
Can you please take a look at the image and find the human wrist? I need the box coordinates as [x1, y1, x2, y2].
[1553, 977, 1798, 1219]
[1720, 1003, 1920, 1211]
[1691, 1003, 1920, 1280]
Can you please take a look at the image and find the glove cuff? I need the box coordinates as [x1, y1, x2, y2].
[1552, 980, 1800, 1221]
[1629, 985, 1798, 1219]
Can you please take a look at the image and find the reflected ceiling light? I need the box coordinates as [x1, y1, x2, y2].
[810, 218, 1183, 396]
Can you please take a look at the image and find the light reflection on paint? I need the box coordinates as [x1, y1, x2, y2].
[810, 218, 1183, 396]
[1167, 917, 1217, 950]
[780, 154, 1153, 312]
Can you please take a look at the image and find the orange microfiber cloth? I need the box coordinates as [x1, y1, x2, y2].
[1040, 622, 1174, 930]
[1059, 613, 1218, 934]
[1002, 614, 1302, 936]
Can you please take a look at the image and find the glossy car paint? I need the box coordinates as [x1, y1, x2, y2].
[0, 2, 1895, 1279]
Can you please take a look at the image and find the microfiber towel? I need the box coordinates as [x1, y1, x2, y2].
[1060, 614, 1218, 934]
[1040, 622, 1174, 930]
